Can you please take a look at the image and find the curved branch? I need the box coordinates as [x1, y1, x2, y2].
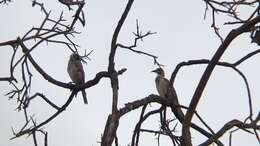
[17, 37, 109, 91]
[182, 15, 260, 146]
[102, 0, 135, 146]
[119, 94, 224, 145]
[11, 90, 76, 139]
[201, 118, 260, 145]
[169, 59, 253, 119]
[108, 0, 134, 72]
[234, 49, 260, 66]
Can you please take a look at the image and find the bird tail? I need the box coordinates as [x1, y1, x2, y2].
[169, 87, 185, 121]
[173, 105, 185, 121]
[82, 90, 88, 104]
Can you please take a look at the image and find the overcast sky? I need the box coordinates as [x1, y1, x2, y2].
[0, 0, 259, 146]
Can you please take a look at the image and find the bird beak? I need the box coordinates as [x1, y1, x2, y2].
[151, 69, 157, 73]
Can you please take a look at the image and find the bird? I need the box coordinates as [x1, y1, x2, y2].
[152, 68, 184, 121]
[152, 68, 224, 143]
[67, 53, 88, 104]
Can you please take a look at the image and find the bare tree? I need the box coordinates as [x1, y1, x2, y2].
[0, 0, 259, 146]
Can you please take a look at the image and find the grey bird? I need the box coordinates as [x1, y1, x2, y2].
[152, 68, 184, 121]
[67, 53, 88, 104]
[152, 68, 225, 144]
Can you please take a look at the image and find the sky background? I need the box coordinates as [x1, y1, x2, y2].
[0, 0, 259, 146]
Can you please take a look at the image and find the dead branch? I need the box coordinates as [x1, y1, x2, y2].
[181, 14, 260, 146]
[201, 115, 260, 145]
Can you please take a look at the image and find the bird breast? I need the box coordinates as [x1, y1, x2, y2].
[67, 60, 85, 84]
[155, 76, 169, 98]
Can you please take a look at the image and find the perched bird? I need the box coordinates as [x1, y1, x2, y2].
[152, 68, 184, 121]
[67, 53, 88, 104]
[152, 68, 221, 142]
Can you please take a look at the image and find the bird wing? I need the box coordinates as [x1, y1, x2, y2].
[161, 77, 179, 104]
[161, 77, 185, 121]
[74, 60, 84, 72]
[74, 60, 85, 83]
[160, 77, 170, 96]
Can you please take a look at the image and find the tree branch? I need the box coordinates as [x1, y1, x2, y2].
[182, 15, 260, 146]
[201, 117, 260, 145]
[101, 0, 135, 145]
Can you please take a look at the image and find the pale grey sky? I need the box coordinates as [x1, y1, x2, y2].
[0, 0, 259, 146]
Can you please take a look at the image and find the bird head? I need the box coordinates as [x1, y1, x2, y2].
[152, 68, 165, 76]
[70, 53, 80, 61]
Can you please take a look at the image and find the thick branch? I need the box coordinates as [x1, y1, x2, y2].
[101, 0, 134, 146]
[108, 0, 134, 72]
[182, 15, 260, 146]
[119, 94, 223, 145]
